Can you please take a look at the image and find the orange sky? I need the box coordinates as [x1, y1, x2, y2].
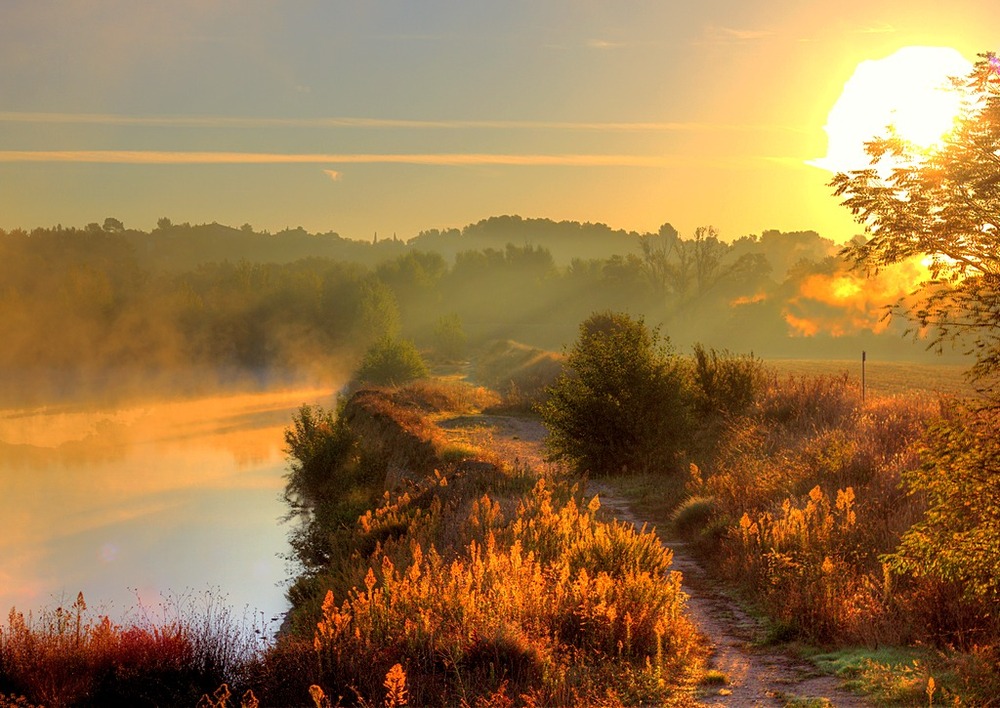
[0, 1, 997, 242]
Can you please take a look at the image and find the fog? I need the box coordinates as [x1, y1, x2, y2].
[0, 387, 335, 623]
[0, 218, 970, 410]
[0, 215, 972, 622]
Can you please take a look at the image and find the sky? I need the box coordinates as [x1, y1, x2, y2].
[1, 1, 998, 243]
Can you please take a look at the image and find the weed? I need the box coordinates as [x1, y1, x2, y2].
[670, 496, 718, 539]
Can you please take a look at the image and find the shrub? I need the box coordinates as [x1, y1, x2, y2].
[690, 344, 769, 418]
[670, 496, 718, 540]
[538, 311, 691, 476]
[690, 375, 939, 647]
[354, 337, 429, 386]
[283, 404, 385, 573]
[0, 592, 263, 708]
[430, 313, 467, 361]
[886, 405, 1000, 647]
[310, 480, 701, 705]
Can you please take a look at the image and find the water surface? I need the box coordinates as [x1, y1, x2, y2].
[0, 387, 334, 625]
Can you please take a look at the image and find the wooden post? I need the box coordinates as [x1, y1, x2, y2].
[861, 350, 866, 404]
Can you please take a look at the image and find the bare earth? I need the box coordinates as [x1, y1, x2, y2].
[439, 413, 870, 707]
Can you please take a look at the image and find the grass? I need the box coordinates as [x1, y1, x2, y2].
[1, 373, 709, 706]
[275, 378, 711, 705]
[0, 591, 264, 707]
[699, 669, 729, 685]
[6, 358, 995, 705]
[809, 646, 946, 705]
[766, 358, 973, 398]
[606, 361, 1000, 704]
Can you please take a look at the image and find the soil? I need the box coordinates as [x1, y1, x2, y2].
[439, 412, 871, 707]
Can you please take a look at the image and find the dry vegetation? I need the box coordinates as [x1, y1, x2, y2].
[270, 377, 709, 706]
[628, 365, 1000, 705]
[0, 376, 709, 706]
[3, 351, 997, 705]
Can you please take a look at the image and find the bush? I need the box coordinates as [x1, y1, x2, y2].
[690, 344, 769, 417]
[538, 312, 691, 476]
[886, 405, 1000, 645]
[670, 496, 718, 539]
[0, 592, 262, 708]
[354, 336, 429, 386]
[430, 313, 467, 361]
[283, 404, 382, 572]
[310, 480, 701, 705]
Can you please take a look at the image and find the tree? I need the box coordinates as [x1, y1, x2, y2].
[102, 217, 125, 233]
[431, 313, 467, 361]
[354, 336, 429, 386]
[887, 405, 1000, 610]
[353, 278, 401, 347]
[538, 311, 691, 476]
[832, 52, 1000, 396]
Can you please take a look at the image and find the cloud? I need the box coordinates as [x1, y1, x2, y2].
[0, 150, 678, 167]
[587, 39, 625, 50]
[694, 25, 775, 46]
[721, 27, 773, 40]
[0, 111, 799, 134]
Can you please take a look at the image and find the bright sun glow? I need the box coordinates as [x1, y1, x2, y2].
[810, 46, 973, 173]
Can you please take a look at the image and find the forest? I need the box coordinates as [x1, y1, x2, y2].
[0, 215, 962, 405]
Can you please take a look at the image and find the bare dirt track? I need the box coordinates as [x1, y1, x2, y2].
[591, 482, 869, 707]
[440, 412, 870, 707]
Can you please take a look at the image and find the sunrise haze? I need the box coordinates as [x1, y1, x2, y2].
[2, 1, 998, 241]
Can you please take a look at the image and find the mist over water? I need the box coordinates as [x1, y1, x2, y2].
[0, 386, 336, 624]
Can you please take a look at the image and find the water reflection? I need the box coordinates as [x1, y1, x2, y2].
[0, 387, 334, 624]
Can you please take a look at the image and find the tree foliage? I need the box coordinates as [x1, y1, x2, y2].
[538, 311, 691, 476]
[887, 406, 1000, 606]
[832, 52, 1000, 396]
[283, 404, 366, 569]
[431, 312, 467, 361]
[354, 336, 429, 386]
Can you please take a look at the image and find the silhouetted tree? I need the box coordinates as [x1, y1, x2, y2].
[103, 217, 125, 233]
[833, 52, 1000, 396]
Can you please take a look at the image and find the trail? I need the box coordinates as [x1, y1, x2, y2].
[439, 412, 870, 707]
[591, 481, 868, 707]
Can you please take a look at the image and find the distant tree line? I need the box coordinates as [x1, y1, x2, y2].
[0, 217, 949, 403]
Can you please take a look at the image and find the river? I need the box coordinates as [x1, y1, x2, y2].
[0, 386, 335, 628]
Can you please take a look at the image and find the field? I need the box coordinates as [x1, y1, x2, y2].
[767, 358, 974, 398]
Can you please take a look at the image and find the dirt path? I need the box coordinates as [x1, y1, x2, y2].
[591, 481, 868, 707]
[440, 413, 870, 707]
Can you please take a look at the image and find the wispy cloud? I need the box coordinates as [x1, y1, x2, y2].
[0, 150, 677, 167]
[587, 39, 625, 50]
[0, 111, 802, 134]
[698, 25, 775, 45]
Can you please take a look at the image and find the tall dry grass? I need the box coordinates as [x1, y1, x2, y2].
[685, 373, 942, 646]
[263, 378, 709, 705]
[293, 477, 704, 706]
[0, 591, 264, 707]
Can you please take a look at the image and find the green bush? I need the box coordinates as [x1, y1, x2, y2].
[670, 496, 718, 539]
[538, 311, 691, 476]
[430, 312, 467, 361]
[283, 404, 381, 572]
[887, 405, 1000, 637]
[690, 344, 769, 417]
[354, 336, 429, 386]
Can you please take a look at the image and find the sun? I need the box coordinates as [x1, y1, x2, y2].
[810, 46, 973, 174]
